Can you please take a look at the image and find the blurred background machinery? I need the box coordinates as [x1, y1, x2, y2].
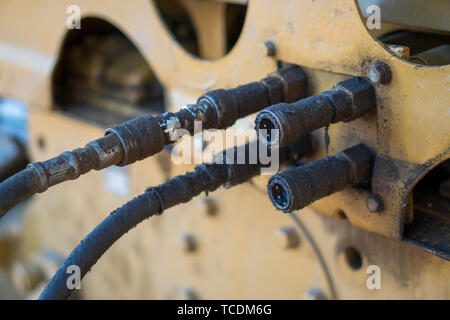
[0, 0, 448, 299]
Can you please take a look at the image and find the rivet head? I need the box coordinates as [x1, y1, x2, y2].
[263, 40, 276, 57]
[275, 226, 300, 249]
[178, 233, 197, 252]
[366, 194, 384, 213]
[368, 61, 392, 84]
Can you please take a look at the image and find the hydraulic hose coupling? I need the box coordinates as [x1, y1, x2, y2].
[2, 64, 306, 213]
[27, 134, 124, 193]
[255, 77, 376, 147]
[267, 144, 375, 213]
[105, 64, 307, 166]
[196, 64, 307, 130]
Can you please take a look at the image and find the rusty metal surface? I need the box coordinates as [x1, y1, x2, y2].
[0, 0, 448, 299]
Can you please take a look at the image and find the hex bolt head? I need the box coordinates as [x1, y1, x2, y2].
[366, 194, 384, 213]
[368, 61, 392, 84]
[275, 226, 300, 249]
[178, 233, 197, 253]
[263, 40, 276, 57]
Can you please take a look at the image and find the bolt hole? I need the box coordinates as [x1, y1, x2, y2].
[345, 247, 362, 271]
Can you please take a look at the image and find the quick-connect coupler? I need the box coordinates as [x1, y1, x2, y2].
[267, 144, 375, 213]
[255, 77, 376, 147]
[195, 64, 307, 130]
[3, 64, 307, 214]
[105, 64, 307, 166]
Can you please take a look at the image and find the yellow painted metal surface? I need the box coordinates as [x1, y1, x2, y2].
[0, 0, 448, 299]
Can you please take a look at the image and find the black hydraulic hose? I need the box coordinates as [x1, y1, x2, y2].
[39, 165, 226, 300]
[39, 136, 312, 300]
[0, 167, 41, 216]
[268, 144, 374, 212]
[0, 134, 124, 219]
[0, 64, 307, 219]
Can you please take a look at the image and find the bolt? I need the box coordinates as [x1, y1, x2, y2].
[178, 233, 197, 253]
[366, 194, 384, 213]
[368, 61, 392, 84]
[203, 197, 218, 216]
[276, 226, 300, 249]
[263, 40, 276, 57]
[303, 288, 327, 300]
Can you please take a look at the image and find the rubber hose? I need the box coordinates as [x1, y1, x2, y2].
[0, 167, 40, 218]
[39, 165, 228, 300]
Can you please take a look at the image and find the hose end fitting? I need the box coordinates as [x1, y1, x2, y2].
[268, 144, 375, 213]
[334, 77, 376, 121]
[272, 64, 307, 103]
[106, 114, 165, 166]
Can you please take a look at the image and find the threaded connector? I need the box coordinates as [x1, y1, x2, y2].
[197, 64, 307, 129]
[268, 144, 374, 212]
[255, 77, 375, 147]
[0, 65, 310, 219]
[105, 114, 165, 167]
[28, 134, 124, 192]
